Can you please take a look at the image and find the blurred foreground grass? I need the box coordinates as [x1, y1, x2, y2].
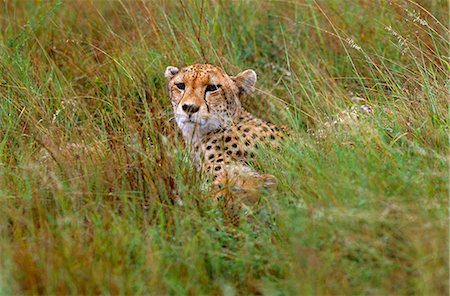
[0, 0, 448, 294]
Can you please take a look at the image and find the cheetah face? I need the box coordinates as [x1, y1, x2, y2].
[164, 64, 256, 141]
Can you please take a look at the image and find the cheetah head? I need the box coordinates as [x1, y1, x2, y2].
[164, 64, 256, 141]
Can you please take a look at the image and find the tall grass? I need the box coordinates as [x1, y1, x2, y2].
[0, 0, 448, 294]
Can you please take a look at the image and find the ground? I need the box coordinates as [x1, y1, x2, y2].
[0, 1, 448, 295]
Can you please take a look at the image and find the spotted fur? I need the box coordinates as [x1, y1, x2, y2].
[165, 64, 286, 195]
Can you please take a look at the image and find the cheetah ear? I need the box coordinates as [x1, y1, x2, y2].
[164, 66, 179, 79]
[232, 69, 257, 94]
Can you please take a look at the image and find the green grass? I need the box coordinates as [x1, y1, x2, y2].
[0, 0, 448, 294]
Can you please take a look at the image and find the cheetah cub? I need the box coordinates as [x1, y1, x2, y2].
[165, 64, 285, 196]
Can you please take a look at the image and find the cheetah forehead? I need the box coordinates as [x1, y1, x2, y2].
[182, 64, 226, 74]
[178, 64, 227, 82]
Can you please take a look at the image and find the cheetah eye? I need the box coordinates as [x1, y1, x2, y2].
[205, 84, 221, 92]
[175, 83, 185, 90]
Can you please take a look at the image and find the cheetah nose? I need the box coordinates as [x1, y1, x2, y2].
[182, 104, 200, 115]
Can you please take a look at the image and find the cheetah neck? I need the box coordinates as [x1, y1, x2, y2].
[181, 109, 254, 147]
[178, 118, 221, 145]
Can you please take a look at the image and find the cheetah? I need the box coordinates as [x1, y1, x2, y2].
[164, 64, 286, 197]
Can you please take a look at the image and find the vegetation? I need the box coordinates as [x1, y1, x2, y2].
[0, 0, 448, 294]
